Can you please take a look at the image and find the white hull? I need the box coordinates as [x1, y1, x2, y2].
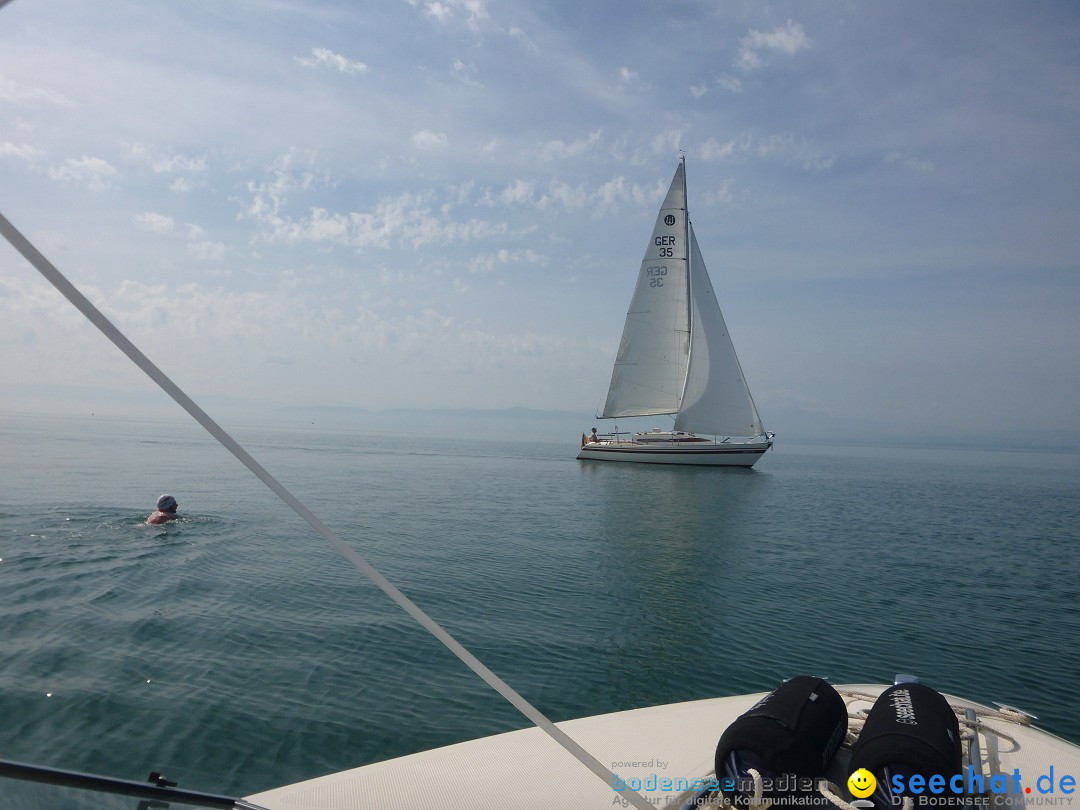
[577, 437, 772, 467]
[247, 683, 1080, 810]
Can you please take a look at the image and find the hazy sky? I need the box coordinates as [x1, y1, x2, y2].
[2, 1, 1078, 438]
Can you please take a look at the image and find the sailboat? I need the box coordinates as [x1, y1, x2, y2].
[578, 160, 773, 467]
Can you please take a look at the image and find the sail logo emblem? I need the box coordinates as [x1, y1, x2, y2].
[664, 214, 676, 226]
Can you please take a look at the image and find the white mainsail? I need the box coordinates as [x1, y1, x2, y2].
[600, 163, 690, 418]
[599, 161, 765, 438]
[673, 224, 764, 437]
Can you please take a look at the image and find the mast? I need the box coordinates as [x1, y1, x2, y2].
[677, 154, 693, 418]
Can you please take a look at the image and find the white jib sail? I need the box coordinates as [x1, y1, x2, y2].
[673, 223, 765, 438]
[601, 163, 690, 418]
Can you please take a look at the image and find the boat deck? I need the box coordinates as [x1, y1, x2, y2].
[247, 684, 1076, 810]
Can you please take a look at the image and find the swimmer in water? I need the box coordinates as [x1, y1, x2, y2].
[147, 494, 179, 525]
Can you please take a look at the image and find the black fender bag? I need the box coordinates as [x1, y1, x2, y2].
[715, 676, 847, 799]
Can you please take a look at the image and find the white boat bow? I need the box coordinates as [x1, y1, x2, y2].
[247, 683, 1080, 810]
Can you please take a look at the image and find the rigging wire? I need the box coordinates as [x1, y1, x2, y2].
[0, 210, 653, 810]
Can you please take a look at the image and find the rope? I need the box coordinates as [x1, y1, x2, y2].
[745, 768, 774, 810]
[0, 211, 656, 810]
[818, 781, 862, 810]
[837, 688, 1027, 754]
[818, 782, 914, 810]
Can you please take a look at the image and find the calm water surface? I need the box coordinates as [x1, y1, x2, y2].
[1, 413, 1078, 807]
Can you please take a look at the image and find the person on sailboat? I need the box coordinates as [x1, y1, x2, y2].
[588, 427, 601, 443]
[147, 494, 180, 525]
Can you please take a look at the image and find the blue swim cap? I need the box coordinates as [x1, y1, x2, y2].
[157, 494, 177, 511]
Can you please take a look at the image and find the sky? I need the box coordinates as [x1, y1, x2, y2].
[1, 0, 1078, 443]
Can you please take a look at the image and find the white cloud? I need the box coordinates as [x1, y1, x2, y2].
[188, 240, 225, 261]
[296, 47, 368, 75]
[425, 2, 453, 23]
[412, 130, 449, 150]
[701, 178, 736, 206]
[413, 0, 489, 30]
[47, 156, 117, 191]
[129, 144, 208, 175]
[128, 146, 207, 193]
[242, 149, 322, 221]
[507, 26, 539, 54]
[134, 212, 175, 233]
[532, 176, 665, 213]
[0, 142, 44, 163]
[469, 247, 546, 274]
[594, 176, 628, 208]
[0, 76, 72, 107]
[452, 58, 481, 86]
[251, 191, 506, 251]
[443, 180, 476, 208]
[650, 129, 684, 156]
[537, 181, 589, 210]
[461, 0, 489, 27]
[132, 214, 222, 260]
[1, 265, 597, 413]
[715, 74, 744, 93]
[469, 255, 496, 273]
[886, 151, 935, 172]
[617, 66, 638, 83]
[497, 179, 534, 206]
[737, 20, 809, 71]
[540, 130, 603, 161]
[170, 177, 197, 193]
[754, 133, 834, 171]
[0, 274, 83, 324]
[699, 139, 736, 162]
[500, 247, 544, 266]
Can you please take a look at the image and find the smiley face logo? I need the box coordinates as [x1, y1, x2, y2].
[848, 768, 877, 799]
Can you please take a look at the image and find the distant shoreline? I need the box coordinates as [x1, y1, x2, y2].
[3, 407, 1079, 455]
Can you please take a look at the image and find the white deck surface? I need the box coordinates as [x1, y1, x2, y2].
[247, 684, 1080, 810]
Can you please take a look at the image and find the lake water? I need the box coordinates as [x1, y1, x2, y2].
[1, 412, 1078, 807]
